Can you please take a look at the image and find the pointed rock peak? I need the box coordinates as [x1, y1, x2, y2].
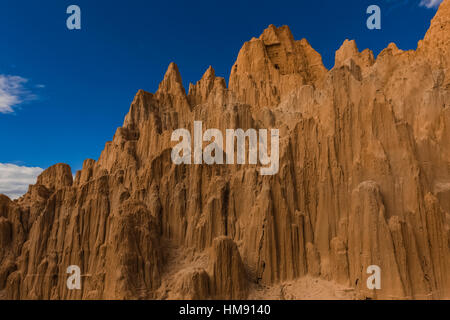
[188, 66, 216, 92]
[259, 24, 294, 46]
[378, 42, 403, 59]
[229, 24, 327, 107]
[157, 62, 186, 96]
[335, 39, 360, 67]
[133, 89, 153, 102]
[387, 42, 398, 50]
[260, 24, 279, 44]
[338, 39, 359, 54]
[334, 40, 375, 73]
[163, 62, 183, 85]
[298, 38, 311, 47]
[297, 38, 325, 58]
[136, 88, 151, 96]
[123, 89, 155, 127]
[202, 65, 215, 80]
[37, 163, 73, 191]
[361, 48, 375, 58]
[187, 66, 223, 106]
[277, 25, 295, 39]
[387, 42, 402, 54]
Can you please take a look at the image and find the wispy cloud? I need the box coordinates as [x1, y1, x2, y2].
[0, 163, 43, 199]
[419, 0, 443, 8]
[0, 74, 38, 114]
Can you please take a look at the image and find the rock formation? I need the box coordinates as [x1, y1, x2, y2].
[1, 0, 450, 300]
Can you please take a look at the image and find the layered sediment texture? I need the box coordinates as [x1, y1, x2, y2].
[1, 1, 450, 300]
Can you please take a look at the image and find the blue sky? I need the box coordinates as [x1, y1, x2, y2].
[0, 0, 443, 198]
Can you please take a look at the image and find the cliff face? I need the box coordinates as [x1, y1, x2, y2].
[1, 1, 450, 300]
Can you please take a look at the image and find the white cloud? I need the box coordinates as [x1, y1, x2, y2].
[419, 0, 443, 8]
[0, 163, 43, 199]
[0, 74, 37, 114]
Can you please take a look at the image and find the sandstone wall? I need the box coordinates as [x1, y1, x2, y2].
[1, 0, 450, 300]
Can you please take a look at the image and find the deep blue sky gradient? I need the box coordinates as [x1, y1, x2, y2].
[0, 0, 440, 172]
